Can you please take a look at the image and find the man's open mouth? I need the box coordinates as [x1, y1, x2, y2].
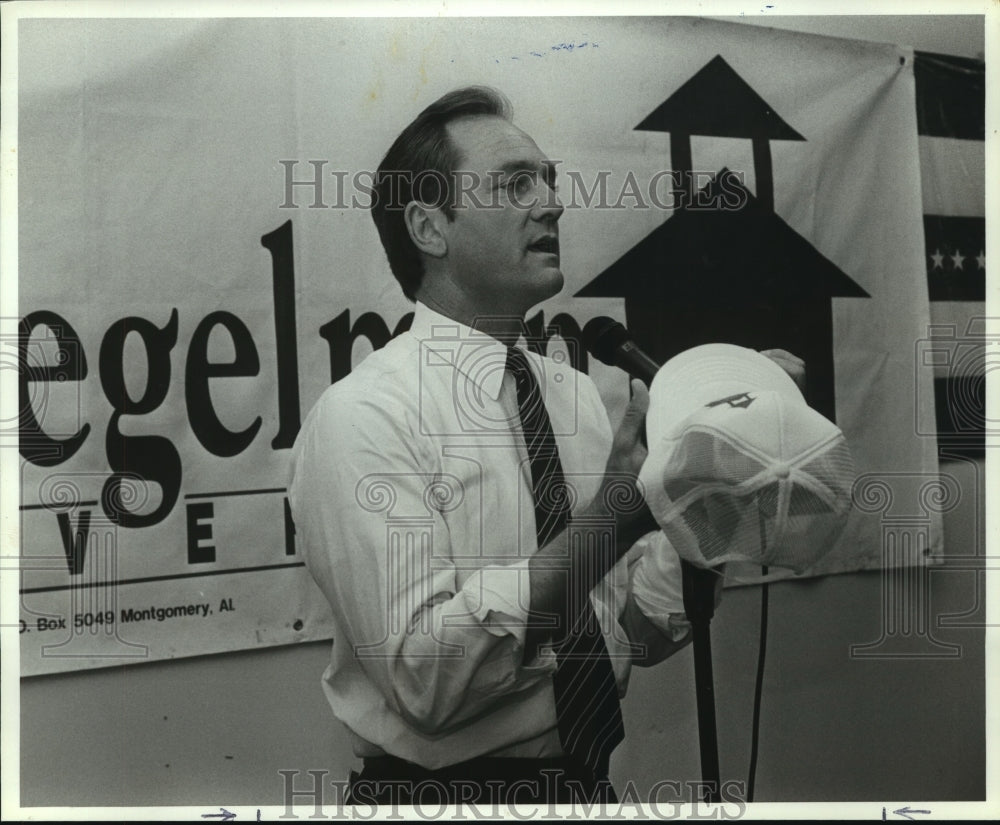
[528, 236, 559, 255]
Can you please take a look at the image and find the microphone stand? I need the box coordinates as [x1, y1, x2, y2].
[681, 560, 721, 804]
[588, 333, 724, 802]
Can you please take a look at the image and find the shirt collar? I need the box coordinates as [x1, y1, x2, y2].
[410, 301, 517, 402]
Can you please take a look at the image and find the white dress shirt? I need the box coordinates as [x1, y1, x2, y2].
[288, 302, 689, 769]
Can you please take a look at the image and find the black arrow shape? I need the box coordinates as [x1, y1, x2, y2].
[576, 171, 869, 422]
[636, 55, 806, 139]
[636, 55, 805, 211]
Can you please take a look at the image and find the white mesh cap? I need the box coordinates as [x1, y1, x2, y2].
[638, 344, 854, 573]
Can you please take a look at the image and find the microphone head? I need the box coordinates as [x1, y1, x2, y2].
[582, 316, 631, 366]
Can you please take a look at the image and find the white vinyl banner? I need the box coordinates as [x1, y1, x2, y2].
[14, 16, 935, 674]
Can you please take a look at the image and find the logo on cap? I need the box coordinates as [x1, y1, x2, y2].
[705, 391, 757, 410]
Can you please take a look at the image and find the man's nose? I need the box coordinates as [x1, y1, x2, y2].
[534, 182, 564, 221]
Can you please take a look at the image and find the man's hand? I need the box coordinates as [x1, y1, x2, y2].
[589, 379, 659, 551]
[607, 379, 649, 476]
[760, 348, 806, 392]
[526, 380, 657, 655]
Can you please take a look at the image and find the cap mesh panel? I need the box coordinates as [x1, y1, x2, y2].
[655, 428, 855, 572]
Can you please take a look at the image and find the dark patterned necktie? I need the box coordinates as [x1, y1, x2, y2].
[506, 346, 624, 781]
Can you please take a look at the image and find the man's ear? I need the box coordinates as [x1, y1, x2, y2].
[404, 201, 447, 259]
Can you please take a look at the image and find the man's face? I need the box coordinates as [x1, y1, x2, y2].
[438, 116, 565, 318]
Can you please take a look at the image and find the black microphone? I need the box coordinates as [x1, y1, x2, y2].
[582, 316, 661, 385]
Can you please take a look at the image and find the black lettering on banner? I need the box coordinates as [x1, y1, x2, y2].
[19, 311, 91, 465]
[99, 308, 181, 527]
[186, 501, 215, 564]
[37, 617, 67, 631]
[20, 222, 595, 538]
[260, 220, 302, 449]
[319, 309, 414, 386]
[56, 509, 92, 575]
[74, 610, 115, 629]
[186, 311, 262, 456]
[524, 310, 588, 373]
[283, 497, 296, 556]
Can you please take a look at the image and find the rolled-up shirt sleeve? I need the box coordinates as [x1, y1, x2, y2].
[289, 385, 552, 738]
[625, 531, 693, 658]
[459, 558, 532, 639]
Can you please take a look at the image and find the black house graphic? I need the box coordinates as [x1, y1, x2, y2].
[575, 56, 869, 422]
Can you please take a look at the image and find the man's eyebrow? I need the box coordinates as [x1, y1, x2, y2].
[492, 159, 558, 181]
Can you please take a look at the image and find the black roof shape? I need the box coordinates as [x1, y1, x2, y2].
[636, 55, 806, 141]
[575, 170, 869, 302]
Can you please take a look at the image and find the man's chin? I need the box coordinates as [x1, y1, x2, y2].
[525, 267, 564, 309]
[535, 266, 564, 297]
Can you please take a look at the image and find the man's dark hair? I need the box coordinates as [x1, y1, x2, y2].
[371, 86, 513, 301]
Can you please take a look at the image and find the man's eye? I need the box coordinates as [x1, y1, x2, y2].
[507, 173, 535, 196]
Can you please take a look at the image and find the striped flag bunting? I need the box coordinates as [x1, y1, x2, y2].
[915, 51, 986, 454]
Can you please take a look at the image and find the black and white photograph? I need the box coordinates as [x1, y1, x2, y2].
[1, 1, 992, 819]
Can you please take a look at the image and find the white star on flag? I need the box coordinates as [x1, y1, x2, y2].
[977, 250, 986, 269]
[950, 250, 965, 270]
[931, 249, 945, 269]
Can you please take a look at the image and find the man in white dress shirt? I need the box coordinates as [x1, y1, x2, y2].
[288, 86, 701, 806]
